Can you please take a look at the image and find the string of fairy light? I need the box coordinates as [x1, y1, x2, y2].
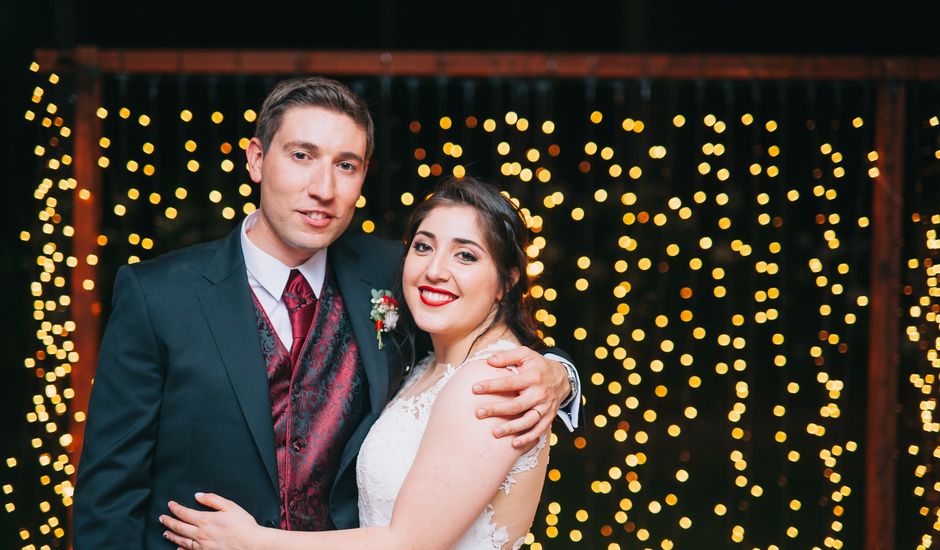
[904, 115, 940, 550]
[4, 60, 912, 549]
[7, 62, 80, 548]
[404, 104, 873, 548]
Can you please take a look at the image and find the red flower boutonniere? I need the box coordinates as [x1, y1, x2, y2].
[370, 289, 399, 350]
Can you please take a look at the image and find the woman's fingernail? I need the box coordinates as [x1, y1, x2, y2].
[195, 492, 204, 498]
[494, 427, 504, 436]
[477, 408, 487, 418]
[473, 384, 483, 393]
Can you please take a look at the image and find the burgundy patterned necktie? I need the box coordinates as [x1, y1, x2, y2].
[282, 269, 316, 366]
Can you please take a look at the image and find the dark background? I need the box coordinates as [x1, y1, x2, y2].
[1, 1, 937, 546]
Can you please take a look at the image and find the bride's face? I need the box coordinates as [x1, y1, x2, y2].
[403, 205, 503, 342]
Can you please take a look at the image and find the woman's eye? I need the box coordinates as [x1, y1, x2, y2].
[457, 251, 477, 262]
[412, 241, 431, 253]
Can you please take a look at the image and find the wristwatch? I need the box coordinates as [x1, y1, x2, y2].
[560, 361, 578, 408]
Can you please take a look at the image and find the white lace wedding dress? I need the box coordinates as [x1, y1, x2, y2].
[356, 340, 548, 550]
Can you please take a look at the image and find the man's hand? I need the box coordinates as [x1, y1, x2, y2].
[472, 346, 570, 448]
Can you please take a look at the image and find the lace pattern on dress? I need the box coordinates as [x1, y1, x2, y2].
[356, 340, 545, 549]
[500, 432, 547, 495]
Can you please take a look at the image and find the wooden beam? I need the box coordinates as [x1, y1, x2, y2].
[69, 45, 102, 494]
[31, 48, 940, 81]
[866, 81, 905, 550]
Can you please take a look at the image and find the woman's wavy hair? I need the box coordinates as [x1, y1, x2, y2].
[395, 176, 542, 363]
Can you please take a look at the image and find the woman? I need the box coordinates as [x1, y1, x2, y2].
[162, 176, 550, 550]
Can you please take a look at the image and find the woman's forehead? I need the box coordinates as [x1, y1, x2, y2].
[419, 205, 483, 235]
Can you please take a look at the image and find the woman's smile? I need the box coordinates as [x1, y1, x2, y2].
[418, 286, 459, 306]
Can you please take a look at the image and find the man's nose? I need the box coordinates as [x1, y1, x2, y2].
[307, 164, 335, 200]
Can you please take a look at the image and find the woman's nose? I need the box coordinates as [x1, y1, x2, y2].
[424, 253, 450, 281]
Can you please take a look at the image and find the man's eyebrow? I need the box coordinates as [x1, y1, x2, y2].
[281, 141, 364, 164]
[335, 151, 365, 164]
[282, 140, 319, 152]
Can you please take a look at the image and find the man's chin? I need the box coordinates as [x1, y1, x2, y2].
[290, 227, 343, 248]
[285, 219, 353, 252]
[289, 237, 335, 254]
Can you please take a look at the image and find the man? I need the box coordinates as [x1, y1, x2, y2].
[74, 77, 581, 548]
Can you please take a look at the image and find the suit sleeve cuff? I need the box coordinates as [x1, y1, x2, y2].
[544, 353, 581, 431]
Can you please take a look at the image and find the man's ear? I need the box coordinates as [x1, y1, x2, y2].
[246, 137, 265, 184]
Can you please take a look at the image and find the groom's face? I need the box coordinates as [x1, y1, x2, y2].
[246, 105, 368, 266]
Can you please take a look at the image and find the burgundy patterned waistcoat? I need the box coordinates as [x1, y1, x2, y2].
[250, 268, 368, 531]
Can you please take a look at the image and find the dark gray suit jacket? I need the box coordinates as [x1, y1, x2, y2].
[74, 228, 409, 548]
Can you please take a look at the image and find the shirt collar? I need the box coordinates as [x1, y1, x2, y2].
[240, 210, 327, 299]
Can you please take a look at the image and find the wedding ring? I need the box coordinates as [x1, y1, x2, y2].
[531, 407, 543, 419]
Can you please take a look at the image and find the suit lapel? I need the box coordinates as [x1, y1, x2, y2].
[197, 230, 278, 492]
[328, 235, 394, 416]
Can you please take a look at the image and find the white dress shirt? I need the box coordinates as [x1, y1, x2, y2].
[240, 211, 327, 352]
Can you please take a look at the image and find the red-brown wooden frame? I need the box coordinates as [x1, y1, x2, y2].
[36, 47, 936, 549]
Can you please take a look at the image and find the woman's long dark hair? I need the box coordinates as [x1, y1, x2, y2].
[395, 176, 542, 364]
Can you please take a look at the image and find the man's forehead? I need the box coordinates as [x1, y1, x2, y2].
[281, 105, 360, 126]
[274, 106, 367, 150]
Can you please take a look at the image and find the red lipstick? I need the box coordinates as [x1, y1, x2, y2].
[418, 285, 458, 307]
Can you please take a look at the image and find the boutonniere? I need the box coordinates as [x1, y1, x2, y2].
[370, 289, 399, 350]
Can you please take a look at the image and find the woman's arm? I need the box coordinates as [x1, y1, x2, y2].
[163, 360, 541, 550]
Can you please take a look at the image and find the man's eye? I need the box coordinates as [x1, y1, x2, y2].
[339, 161, 356, 171]
[292, 151, 309, 160]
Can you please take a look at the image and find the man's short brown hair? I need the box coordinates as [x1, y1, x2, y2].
[255, 77, 374, 159]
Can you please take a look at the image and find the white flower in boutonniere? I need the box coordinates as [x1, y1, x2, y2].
[370, 289, 400, 350]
